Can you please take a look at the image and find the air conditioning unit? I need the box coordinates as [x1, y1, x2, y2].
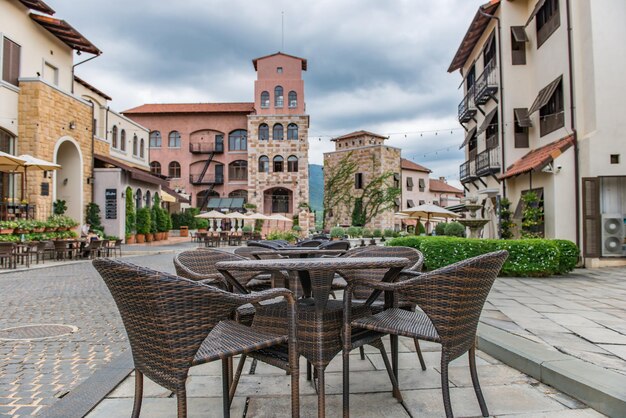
[601, 214, 625, 257]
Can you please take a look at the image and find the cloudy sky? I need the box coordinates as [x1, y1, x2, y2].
[53, 0, 483, 185]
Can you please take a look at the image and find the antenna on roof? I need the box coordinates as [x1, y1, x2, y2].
[281, 11, 284, 51]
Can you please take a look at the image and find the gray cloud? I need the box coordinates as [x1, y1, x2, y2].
[52, 0, 483, 174]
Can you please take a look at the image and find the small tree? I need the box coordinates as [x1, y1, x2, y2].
[499, 197, 515, 239]
[53, 199, 67, 215]
[125, 188, 135, 237]
[85, 202, 103, 232]
[444, 221, 466, 237]
[521, 191, 544, 238]
[136, 207, 151, 235]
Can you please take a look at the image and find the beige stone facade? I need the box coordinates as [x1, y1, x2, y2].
[324, 131, 401, 230]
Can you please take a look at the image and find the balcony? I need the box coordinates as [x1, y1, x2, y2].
[474, 59, 498, 105]
[189, 174, 224, 185]
[189, 142, 224, 154]
[476, 146, 501, 176]
[458, 85, 477, 123]
[460, 159, 477, 183]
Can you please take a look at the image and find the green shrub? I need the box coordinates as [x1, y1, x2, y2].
[196, 218, 209, 230]
[136, 208, 152, 235]
[443, 222, 465, 237]
[384, 229, 395, 238]
[125, 188, 135, 236]
[292, 225, 302, 232]
[330, 227, 345, 238]
[372, 229, 382, 238]
[434, 222, 446, 236]
[552, 239, 579, 274]
[387, 236, 562, 277]
[499, 197, 514, 239]
[156, 207, 169, 233]
[242, 225, 253, 233]
[53, 199, 67, 215]
[417, 222, 425, 235]
[346, 226, 360, 238]
[362, 228, 373, 238]
[85, 202, 103, 232]
[266, 230, 299, 243]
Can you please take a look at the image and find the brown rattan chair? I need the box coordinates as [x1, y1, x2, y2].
[92, 258, 299, 418]
[296, 239, 323, 247]
[317, 240, 350, 250]
[0, 242, 16, 269]
[342, 250, 508, 418]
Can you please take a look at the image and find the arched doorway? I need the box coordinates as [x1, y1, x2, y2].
[263, 187, 292, 214]
[54, 139, 83, 222]
[135, 189, 143, 211]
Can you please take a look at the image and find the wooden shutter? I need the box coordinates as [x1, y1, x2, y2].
[2, 38, 21, 86]
[582, 177, 601, 257]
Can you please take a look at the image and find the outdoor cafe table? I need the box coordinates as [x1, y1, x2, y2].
[247, 248, 346, 260]
[216, 256, 410, 418]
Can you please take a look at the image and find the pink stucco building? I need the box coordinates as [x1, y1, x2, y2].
[123, 53, 310, 218]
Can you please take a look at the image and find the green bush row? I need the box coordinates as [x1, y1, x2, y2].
[386, 236, 579, 277]
[0, 230, 78, 242]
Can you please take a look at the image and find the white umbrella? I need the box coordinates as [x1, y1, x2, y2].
[244, 212, 270, 220]
[0, 152, 26, 171]
[196, 210, 227, 232]
[401, 204, 459, 234]
[0, 154, 60, 204]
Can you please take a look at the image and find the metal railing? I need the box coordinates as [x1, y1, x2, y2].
[458, 84, 476, 122]
[476, 146, 501, 175]
[189, 143, 224, 153]
[189, 174, 224, 185]
[474, 59, 498, 104]
[460, 159, 476, 182]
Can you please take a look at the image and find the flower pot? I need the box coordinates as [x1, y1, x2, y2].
[0, 228, 14, 235]
[198, 228, 207, 233]
[136, 234, 145, 243]
[164, 231, 169, 239]
[33, 228, 45, 233]
[57, 227, 68, 232]
[45, 227, 57, 232]
[14, 228, 29, 234]
[145, 233, 153, 242]
[126, 235, 136, 244]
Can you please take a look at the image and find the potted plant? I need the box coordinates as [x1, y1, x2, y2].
[330, 226, 345, 240]
[156, 206, 169, 240]
[136, 207, 151, 243]
[14, 220, 32, 234]
[32, 220, 46, 233]
[0, 221, 17, 235]
[243, 203, 257, 214]
[125, 188, 136, 243]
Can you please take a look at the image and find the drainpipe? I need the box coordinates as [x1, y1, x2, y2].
[70, 53, 101, 94]
[565, 0, 581, 250]
[478, 7, 506, 199]
[90, 101, 95, 203]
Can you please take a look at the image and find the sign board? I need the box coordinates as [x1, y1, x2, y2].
[105, 188, 117, 220]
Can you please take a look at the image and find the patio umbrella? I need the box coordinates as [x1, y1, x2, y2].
[0, 151, 27, 171]
[267, 213, 293, 230]
[196, 210, 227, 232]
[243, 212, 270, 220]
[401, 204, 459, 234]
[5, 155, 61, 204]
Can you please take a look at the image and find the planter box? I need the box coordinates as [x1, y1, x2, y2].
[45, 227, 57, 232]
[0, 229, 14, 235]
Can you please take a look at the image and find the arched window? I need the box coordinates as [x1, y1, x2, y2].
[145, 190, 151, 208]
[120, 129, 126, 151]
[229, 189, 248, 203]
[287, 155, 298, 172]
[288, 91, 297, 108]
[168, 161, 181, 178]
[168, 131, 181, 148]
[111, 125, 118, 148]
[150, 161, 161, 175]
[149, 131, 161, 148]
[273, 123, 284, 140]
[273, 155, 284, 172]
[287, 123, 298, 140]
[258, 155, 269, 173]
[228, 160, 248, 181]
[228, 129, 247, 151]
[274, 86, 283, 107]
[132, 134, 138, 156]
[135, 188, 142, 210]
[140, 138, 145, 158]
[259, 124, 269, 141]
[260, 91, 270, 108]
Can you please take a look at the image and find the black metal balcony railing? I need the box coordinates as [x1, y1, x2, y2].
[459, 159, 477, 183]
[474, 59, 498, 105]
[476, 146, 501, 176]
[189, 174, 224, 185]
[189, 142, 224, 154]
[458, 85, 477, 123]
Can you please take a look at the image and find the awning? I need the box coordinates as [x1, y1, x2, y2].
[500, 134, 574, 179]
[406, 177, 414, 187]
[525, 0, 547, 26]
[30, 14, 100, 55]
[477, 107, 498, 135]
[511, 26, 529, 43]
[393, 173, 400, 181]
[207, 198, 244, 210]
[418, 178, 426, 189]
[94, 154, 167, 187]
[407, 199, 415, 208]
[18, 0, 55, 15]
[161, 184, 190, 204]
[514, 108, 533, 128]
[528, 75, 562, 114]
[161, 191, 176, 203]
[460, 126, 477, 149]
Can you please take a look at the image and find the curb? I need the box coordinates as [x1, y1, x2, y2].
[477, 322, 626, 418]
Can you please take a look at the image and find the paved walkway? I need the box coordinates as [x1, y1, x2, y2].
[483, 267, 626, 376]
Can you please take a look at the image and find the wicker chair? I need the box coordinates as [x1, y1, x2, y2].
[296, 239, 323, 247]
[92, 259, 299, 418]
[317, 240, 350, 251]
[342, 250, 508, 418]
[0, 242, 16, 269]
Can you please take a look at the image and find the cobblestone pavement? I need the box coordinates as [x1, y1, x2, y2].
[483, 267, 626, 376]
[0, 249, 185, 417]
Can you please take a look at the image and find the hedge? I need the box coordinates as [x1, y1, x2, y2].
[386, 236, 579, 277]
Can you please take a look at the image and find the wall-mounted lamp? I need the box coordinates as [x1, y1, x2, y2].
[69, 121, 76, 130]
[86, 177, 94, 184]
[43, 171, 48, 178]
[63, 178, 68, 185]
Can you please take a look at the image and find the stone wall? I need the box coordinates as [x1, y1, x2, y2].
[18, 80, 94, 220]
[247, 114, 310, 216]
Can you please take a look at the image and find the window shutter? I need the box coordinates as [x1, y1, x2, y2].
[582, 178, 600, 257]
[3, 38, 21, 86]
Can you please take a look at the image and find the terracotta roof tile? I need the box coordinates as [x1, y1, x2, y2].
[401, 158, 431, 173]
[448, 0, 501, 73]
[18, 0, 55, 15]
[122, 102, 255, 115]
[74, 76, 112, 101]
[331, 130, 388, 142]
[500, 135, 574, 179]
[429, 179, 464, 195]
[30, 14, 100, 55]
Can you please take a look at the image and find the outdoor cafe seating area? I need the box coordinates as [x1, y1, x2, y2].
[94, 235, 509, 418]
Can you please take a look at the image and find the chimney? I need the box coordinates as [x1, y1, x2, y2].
[439, 176, 446, 183]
